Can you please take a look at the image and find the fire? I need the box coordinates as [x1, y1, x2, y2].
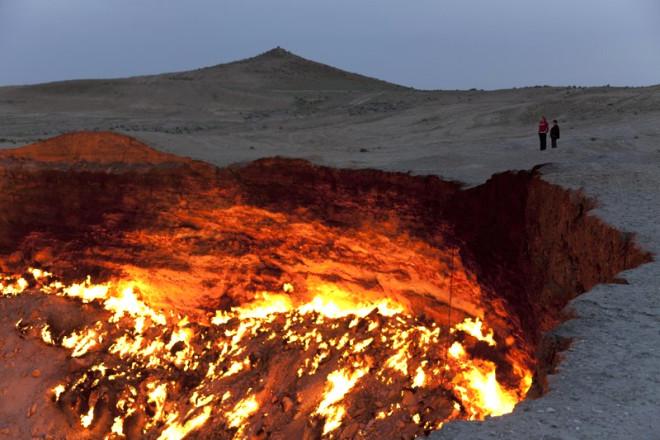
[297, 284, 404, 319]
[316, 366, 369, 435]
[80, 406, 95, 428]
[1, 267, 533, 439]
[105, 284, 167, 325]
[62, 276, 109, 302]
[40, 325, 55, 345]
[61, 326, 102, 357]
[146, 381, 168, 428]
[111, 416, 125, 436]
[227, 394, 260, 429]
[448, 341, 527, 418]
[157, 406, 212, 440]
[412, 362, 427, 388]
[452, 317, 496, 346]
[52, 384, 66, 402]
[0, 275, 28, 296]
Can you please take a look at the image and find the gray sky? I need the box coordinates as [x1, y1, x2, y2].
[1, 0, 659, 90]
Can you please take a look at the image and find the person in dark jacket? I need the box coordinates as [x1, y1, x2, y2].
[538, 116, 549, 150]
[550, 120, 560, 148]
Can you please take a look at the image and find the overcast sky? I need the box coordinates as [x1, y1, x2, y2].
[1, 0, 659, 90]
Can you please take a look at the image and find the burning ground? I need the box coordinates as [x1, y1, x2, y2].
[0, 132, 649, 439]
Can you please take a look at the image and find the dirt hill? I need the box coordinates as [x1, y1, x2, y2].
[0, 131, 187, 165]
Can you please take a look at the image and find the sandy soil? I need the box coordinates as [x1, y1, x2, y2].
[0, 48, 659, 439]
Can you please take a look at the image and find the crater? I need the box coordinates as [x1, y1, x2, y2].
[0, 132, 650, 439]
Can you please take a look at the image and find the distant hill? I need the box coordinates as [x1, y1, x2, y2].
[6, 47, 406, 94]
[0, 47, 409, 128]
[169, 47, 407, 91]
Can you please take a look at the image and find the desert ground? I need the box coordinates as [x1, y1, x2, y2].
[1, 48, 659, 439]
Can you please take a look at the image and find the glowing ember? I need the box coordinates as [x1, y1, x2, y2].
[452, 317, 496, 347]
[61, 326, 102, 357]
[1, 268, 533, 439]
[227, 395, 260, 429]
[157, 406, 212, 440]
[80, 406, 95, 428]
[52, 384, 66, 402]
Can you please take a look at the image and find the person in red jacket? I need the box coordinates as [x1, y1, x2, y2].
[538, 116, 549, 150]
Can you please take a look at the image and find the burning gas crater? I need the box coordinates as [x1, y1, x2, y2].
[0, 133, 648, 439]
[2, 266, 531, 439]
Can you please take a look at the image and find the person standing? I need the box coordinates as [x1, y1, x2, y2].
[550, 120, 560, 148]
[538, 116, 549, 150]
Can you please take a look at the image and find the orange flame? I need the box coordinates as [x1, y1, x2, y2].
[2, 267, 534, 438]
